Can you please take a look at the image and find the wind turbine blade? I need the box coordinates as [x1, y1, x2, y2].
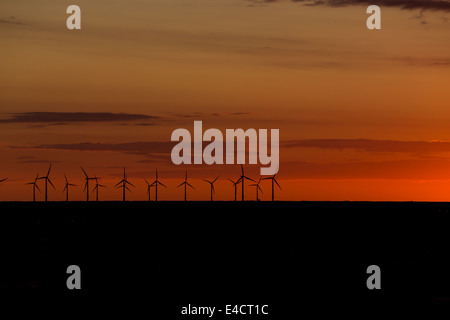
[64, 175, 68, 183]
[114, 180, 124, 187]
[35, 184, 41, 192]
[69, 183, 77, 186]
[212, 185, 215, 194]
[258, 185, 263, 193]
[227, 178, 235, 184]
[99, 184, 106, 188]
[241, 164, 244, 175]
[187, 182, 195, 189]
[25, 182, 34, 185]
[48, 178, 56, 189]
[244, 176, 256, 182]
[35, 172, 39, 180]
[47, 164, 52, 177]
[202, 179, 210, 184]
[144, 179, 150, 186]
[83, 181, 87, 191]
[126, 180, 135, 188]
[92, 186, 97, 193]
[213, 176, 219, 183]
[158, 181, 167, 188]
[81, 167, 88, 178]
[274, 178, 281, 190]
[63, 185, 67, 192]
[262, 177, 271, 180]
[0, 178, 7, 183]
[125, 185, 132, 192]
[177, 182, 185, 188]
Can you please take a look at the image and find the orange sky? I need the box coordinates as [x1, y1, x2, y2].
[1, 0, 450, 201]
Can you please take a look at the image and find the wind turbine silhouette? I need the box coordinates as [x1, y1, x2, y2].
[92, 176, 106, 201]
[115, 167, 134, 201]
[177, 171, 194, 201]
[81, 167, 96, 202]
[144, 179, 153, 201]
[63, 174, 76, 202]
[239, 165, 255, 201]
[203, 176, 219, 201]
[26, 173, 40, 202]
[38, 164, 55, 202]
[227, 178, 240, 201]
[249, 176, 263, 201]
[150, 169, 166, 202]
[263, 172, 281, 201]
[0, 178, 7, 184]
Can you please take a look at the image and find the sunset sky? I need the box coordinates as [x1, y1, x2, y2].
[1, 0, 450, 201]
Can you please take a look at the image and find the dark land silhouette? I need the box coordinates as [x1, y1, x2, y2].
[1, 201, 450, 315]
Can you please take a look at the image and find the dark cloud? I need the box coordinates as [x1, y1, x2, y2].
[0, 17, 25, 25]
[0, 112, 159, 124]
[246, 0, 278, 7]
[30, 141, 174, 155]
[26, 138, 450, 159]
[283, 139, 450, 155]
[258, 0, 450, 12]
[394, 56, 450, 66]
[170, 111, 251, 118]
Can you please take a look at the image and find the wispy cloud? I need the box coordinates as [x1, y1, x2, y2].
[0, 16, 25, 26]
[24, 138, 450, 159]
[283, 139, 450, 155]
[28, 141, 173, 157]
[0, 112, 160, 124]
[247, 0, 450, 12]
[393, 56, 450, 66]
[291, 0, 450, 12]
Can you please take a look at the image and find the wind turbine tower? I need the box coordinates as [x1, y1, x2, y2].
[38, 164, 55, 202]
[115, 167, 134, 201]
[177, 171, 194, 201]
[203, 176, 219, 201]
[150, 169, 166, 202]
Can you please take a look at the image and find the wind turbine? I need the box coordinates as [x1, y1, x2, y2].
[249, 176, 264, 201]
[63, 174, 77, 202]
[81, 167, 96, 202]
[263, 172, 281, 201]
[115, 167, 134, 201]
[38, 164, 55, 202]
[177, 171, 194, 201]
[203, 176, 219, 201]
[92, 176, 106, 201]
[26, 173, 40, 202]
[144, 179, 153, 201]
[227, 177, 241, 201]
[239, 165, 255, 201]
[150, 169, 166, 202]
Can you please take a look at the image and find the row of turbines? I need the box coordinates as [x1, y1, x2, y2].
[0, 164, 281, 202]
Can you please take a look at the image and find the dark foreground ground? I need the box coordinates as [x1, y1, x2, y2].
[1, 201, 450, 315]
